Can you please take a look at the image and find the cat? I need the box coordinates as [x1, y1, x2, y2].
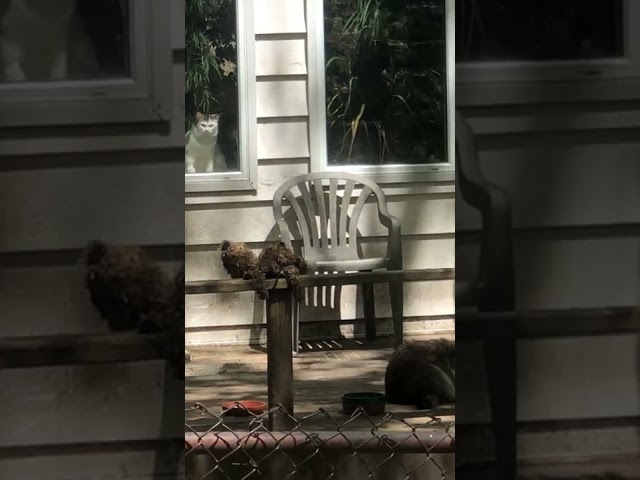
[0, 0, 99, 82]
[185, 112, 229, 174]
[384, 338, 455, 410]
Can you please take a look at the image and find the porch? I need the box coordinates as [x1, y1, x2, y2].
[185, 332, 456, 480]
[185, 332, 455, 421]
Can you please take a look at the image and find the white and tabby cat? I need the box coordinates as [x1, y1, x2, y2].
[185, 112, 229, 174]
[0, 0, 98, 82]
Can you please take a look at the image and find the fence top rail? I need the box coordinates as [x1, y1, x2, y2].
[184, 430, 455, 454]
[186, 268, 455, 295]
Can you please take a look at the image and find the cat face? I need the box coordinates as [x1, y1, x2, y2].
[193, 112, 220, 137]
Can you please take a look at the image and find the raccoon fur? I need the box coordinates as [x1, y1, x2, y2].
[384, 338, 455, 410]
[82, 241, 185, 381]
[220, 240, 308, 300]
[83, 240, 171, 332]
[252, 242, 308, 300]
[220, 240, 257, 279]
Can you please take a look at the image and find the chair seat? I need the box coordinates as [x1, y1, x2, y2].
[309, 257, 389, 273]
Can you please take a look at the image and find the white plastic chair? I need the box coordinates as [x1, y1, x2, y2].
[272, 172, 404, 353]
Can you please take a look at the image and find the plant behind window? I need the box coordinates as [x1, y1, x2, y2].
[185, 0, 238, 131]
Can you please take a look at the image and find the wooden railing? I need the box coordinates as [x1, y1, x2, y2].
[186, 268, 455, 294]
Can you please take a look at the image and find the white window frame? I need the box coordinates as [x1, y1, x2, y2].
[0, 0, 173, 127]
[456, 0, 640, 107]
[184, 0, 257, 194]
[307, 0, 455, 184]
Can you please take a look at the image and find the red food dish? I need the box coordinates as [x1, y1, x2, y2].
[221, 400, 267, 416]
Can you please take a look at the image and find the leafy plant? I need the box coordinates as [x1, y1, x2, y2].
[325, 0, 446, 165]
[185, 0, 238, 131]
[456, 0, 623, 61]
[343, 0, 384, 46]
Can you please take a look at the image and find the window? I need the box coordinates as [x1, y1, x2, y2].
[308, 0, 455, 183]
[0, 0, 173, 127]
[456, 0, 640, 106]
[184, 0, 257, 193]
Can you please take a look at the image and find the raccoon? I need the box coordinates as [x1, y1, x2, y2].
[83, 240, 170, 332]
[384, 338, 455, 410]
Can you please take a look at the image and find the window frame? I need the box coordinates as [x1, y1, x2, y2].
[0, 0, 173, 127]
[456, 0, 640, 107]
[184, 0, 257, 194]
[307, 0, 455, 184]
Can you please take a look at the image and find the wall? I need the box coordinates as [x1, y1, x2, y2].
[185, 0, 455, 347]
[456, 103, 640, 468]
[0, 1, 185, 478]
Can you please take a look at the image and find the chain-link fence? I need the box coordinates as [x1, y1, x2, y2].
[185, 402, 455, 479]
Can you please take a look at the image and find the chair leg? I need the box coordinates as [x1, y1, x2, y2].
[292, 298, 300, 355]
[389, 281, 404, 348]
[483, 333, 517, 480]
[362, 282, 376, 341]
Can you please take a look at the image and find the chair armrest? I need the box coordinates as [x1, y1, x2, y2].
[456, 111, 515, 310]
[378, 210, 403, 269]
[456, 111, 508, 214]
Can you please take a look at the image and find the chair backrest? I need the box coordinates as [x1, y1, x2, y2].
[272, 172, 390, 264]
[455, 110, 486, 209]
[455, 110, 515, 311]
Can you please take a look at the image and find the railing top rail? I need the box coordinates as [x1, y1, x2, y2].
[186, 268, 455, 294]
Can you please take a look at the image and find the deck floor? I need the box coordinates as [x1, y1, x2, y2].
[185, 333, 455, 433]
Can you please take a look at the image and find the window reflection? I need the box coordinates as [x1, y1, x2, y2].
[185, 0, 240, 174]
[456, 0, 624, 62]
[324, 0, 447, 166]
[0, 0, 129, 83]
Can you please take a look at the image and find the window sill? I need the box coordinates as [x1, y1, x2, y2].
[0, 118, 183, 156]
[318, 164, 455, 184]
[458, 105, 640, 136]
[456, 75, 640, 108]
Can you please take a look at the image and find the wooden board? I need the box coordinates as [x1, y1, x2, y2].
[0, 450, 183, 480]
[0, 361, 183, 447]
[186, 196, 455, 245]
[256, 37, 308, 76]
[257, 79, 308, 118]
[255, 0, 306, 34]
[0, 162, 184, 252]
[186, 235, 454, 281]
[457, 236, 640, 310]
[456, 142, 640, 231]
[0, 261, 183, 337]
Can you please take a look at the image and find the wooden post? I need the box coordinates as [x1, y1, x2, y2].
[265, 288, 295, 427]
[362, 282, 377, 341]
[265, 288, 295, 478]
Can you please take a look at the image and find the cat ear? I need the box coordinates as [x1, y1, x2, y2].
[195, 112, 205, 122]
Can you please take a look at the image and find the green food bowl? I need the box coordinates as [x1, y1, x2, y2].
[342, 392, 386, 416]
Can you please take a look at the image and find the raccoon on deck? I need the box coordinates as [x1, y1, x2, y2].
[384, 338, 455, 410]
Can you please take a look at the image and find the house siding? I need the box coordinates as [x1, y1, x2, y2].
[185, 0, 456, 347]
[456, 106, 640, 467]
[0, 2, 185, 478]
